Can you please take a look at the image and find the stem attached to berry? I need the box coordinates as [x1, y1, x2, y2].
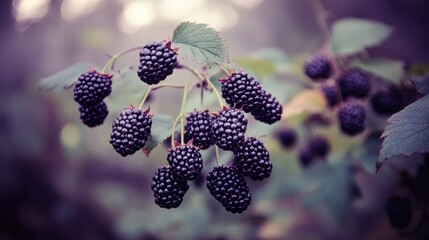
[171, 113, 182, 147]
[214, 146, 220, 166]
[178, 64, 224, 108]
[138, 85, 154, 110]
[179, 79, 191, 144]
[101, 46, 142, 74]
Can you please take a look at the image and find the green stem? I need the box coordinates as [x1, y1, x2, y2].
[153, 83, 185, 90]
[171, 113, 182, 147]
[138, 85, 154, 110]
[180, 80, 190, 144]
[215, 146, 220, 166]
[101, 46, 141, 74]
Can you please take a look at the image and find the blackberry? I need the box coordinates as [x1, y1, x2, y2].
[321, 85, 339, 107]
[206, 166, 251, 213]
[387, 196, 412, 229]
[109, 107, 152, 157]
[298, 148, 315, 168]
[339, 69, 371, 99]
[221, 71, 263, 113]
[338, 101, 366, 136]
[184, 110, 214, 150]
[252, 91, 283, 125]
[73, 70, 112, 107]
[212, 108, 247, 151]
[167, 144, 203, 181]
[78, 101, 108, 128]
[304, 54, 333, 80]
[151, 166, 189, 209]
[308, 135, 330, 158]
[276, 128, 297, 149]
[137, 41, 177, 85]
[234, 137, 272, 181]
[370, 87, 404, 115]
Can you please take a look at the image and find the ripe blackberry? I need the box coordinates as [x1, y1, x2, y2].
[338, 101, 366, 136]
[234, 137, 272, 181]
[339, 69, 371, 99]
[184, 110, 214, 150]
[109, 107, 152, 157]
[78, 101, 108, 128]
[206, 165, 251, 213]
[252, 91, 283, 125]
[151, 166, 189, 209]
[277, 128, 297, 149]
[221, 71, 263, 113]
[304, 54, 333, 80]
[167, 144, 203, 181]
[137, 41, 177, 85]
[321, 85, 339, 107]
[212, 108, 247, 151]
[298, 148, 315, 168]
[73, 70, 112, 107]
[308, 135, 330, 158]
[370, 87, 404, 115]
[387, 196, 412, 229]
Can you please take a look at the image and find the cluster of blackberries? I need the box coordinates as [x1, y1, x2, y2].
[221, 71, 283, 124]
[298, 135, 330, 168]
[73, 70, 112, 127]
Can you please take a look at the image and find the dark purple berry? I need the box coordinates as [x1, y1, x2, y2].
[321, 85, 339, 107]
[73, 70, 112, 107]
[78, 101, 108, 127]
[339, 69, 371, 99]
[338, 101, 366, 136]
[212, 108, 247, 151]
[234, 137, 272, 181]
[252, 91, 283, 125]
[370, 86, 404, 115]
[109, 107, 152, 157]
[184, 110, 214, 150]
[277, 128, 297, 149]
[308, 135, 330, 158]
[298, 148, 315, 168]
[304, 54, 333, 80]
[221, 71, 264, 113]
[151, 166, 189, 209]
[387, 196, 412, 229]
[206, 165, 251, 213]
[137, 41, 177, 85]
[167, 144, 203, 181]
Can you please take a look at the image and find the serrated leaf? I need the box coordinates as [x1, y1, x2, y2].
[143, 115, 174, 156]
[380, 95, 429, 161]
[331, 19, 392, 55]
[415, 74, 429, 94]
[39, 62, 94, 93]
[351, 58, 404, 84]
[172, 22, 229, 67]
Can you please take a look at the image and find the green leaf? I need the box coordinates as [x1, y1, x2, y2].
[351, 59, 404, 84]
[39, 62, 94, 93]
[415, 74, 429, 94]
[379, 95, 429, 162]
[331, 19, 393, 55]
[172, 22, 229, 67]
[143, 115, 174, 156]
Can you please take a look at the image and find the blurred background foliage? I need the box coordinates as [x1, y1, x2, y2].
[1, 0, 429, 239]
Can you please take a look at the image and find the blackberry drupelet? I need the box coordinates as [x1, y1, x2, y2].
[78, 101, 108, 128]
[252, 91, 283, 125]
[371, 86, 404, 115]
[308, 135, 330, 158]
[339, 69, 371, 99]
[387, 196, 412, 229]
[167, 144, 203, 181]
[206, 165, 251, 213]
[234, 137, 272, 181]
[109, 107, 152, 157]
[277, 128, 297, 149]
[304, 54, 333, 80]
[212, 108, 248, 151]
[137, 41, 177, 85]
[221, 71, 264, 113]
[73, 70, 112, 107]
[151, 166, 189, 209]
[321, 85, 339, 107]
[338, 101, 366, 136]
[184, 110, 214, 150]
